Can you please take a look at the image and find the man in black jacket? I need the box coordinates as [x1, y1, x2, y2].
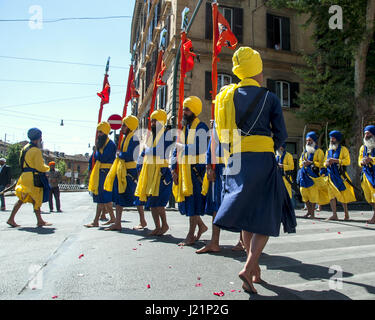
[0, 158, 11, 210]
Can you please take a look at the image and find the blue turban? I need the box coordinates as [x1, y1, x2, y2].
[281, 142, 287, 149]
[306, 131, 318, 142]
[364, 125, 375, 136]
[329, 130, 343, 142]
[27, 128, 42, 141]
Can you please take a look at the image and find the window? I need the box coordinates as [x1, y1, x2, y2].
[267, 14, 291, 51]
[205, 3, 243, 43]
[158, 85, 168, 109]
[276, 81, 290, 107]
[217, 74, 232, 92]
[219, 7, 233, 30]
[285, 142, 297, 155]
[267, 79, 299, 108]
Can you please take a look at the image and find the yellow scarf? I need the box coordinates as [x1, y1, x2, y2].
[103, 132, 136, 193]
[214, 78, 274, 165]
[134, 128, 167, 202]
[88, 138, 111, 195]
[172, 117, 202, 203]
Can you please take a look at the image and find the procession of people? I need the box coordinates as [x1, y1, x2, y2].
[3, 46, 375, 295]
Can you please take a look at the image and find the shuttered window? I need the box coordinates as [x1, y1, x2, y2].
[267, 79, 299, 108]
[266, 13, 291, 51]
[205, 2, 243, 43]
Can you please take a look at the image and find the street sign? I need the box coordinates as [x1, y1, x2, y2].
[108, 114, 122, 130]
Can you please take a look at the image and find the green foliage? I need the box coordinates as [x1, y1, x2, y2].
[5, 143, 23, 179]
[268, 0, 374, 142]
[56, 160, 67, 176]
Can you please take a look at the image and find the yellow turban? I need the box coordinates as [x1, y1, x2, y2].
[150, 109, 167, 124]
[232, 47, 263, 80]
[97, 121, 111, 135]
[183, 96, 202, 116]
[122, 115, 139, 131]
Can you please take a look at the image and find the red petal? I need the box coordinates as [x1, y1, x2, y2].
[52, 296, 58, 299]
[213, 291, 225, 297]
[195, 283, 202, 287]
[78, 254, 84, 259]
[147, 284, 151, 289]
[132, 248, 137, 250]
[230, 289, 236, 292]
[197, 277, 201, 280]
[338, 232, 342, 234]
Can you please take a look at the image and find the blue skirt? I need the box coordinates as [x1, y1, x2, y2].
[93, 169, 112, 204]
[213, 152, 296, 237]
[205, 164, 225, 215]
[112, 168, 137, 207]
[148, 167, 173, 208]
[178, 164, 207, 217]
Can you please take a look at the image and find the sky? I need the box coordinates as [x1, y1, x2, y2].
[0, 0, 135, 155]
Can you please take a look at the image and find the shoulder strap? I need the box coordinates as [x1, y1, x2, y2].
[237, 87, 268, 131]
[19, 144, 33, 171]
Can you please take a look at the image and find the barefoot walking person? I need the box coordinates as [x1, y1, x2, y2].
[7, 128, 51, 227]
[103, 115, 140, 231]
[171, 97, 209, 246]
[47, 161, 62, 213]
[324, 130, 356, 221]
[135, 109, 173, 236]
[85, 122, 116, 228]
[0, 158, 11, 211]
[212, 47, 296, 294]
[359, 125, 375, 224]
[299, 132, 329, 218]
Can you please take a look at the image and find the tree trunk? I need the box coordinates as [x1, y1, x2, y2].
[351, 0, 375, 200]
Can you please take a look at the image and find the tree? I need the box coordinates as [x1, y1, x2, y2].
[6, 143, 23, 179]
[268, 0, 375, 198]
[56, 160, 67, 177]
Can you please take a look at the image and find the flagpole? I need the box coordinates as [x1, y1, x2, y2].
[92, 56, 110, 170]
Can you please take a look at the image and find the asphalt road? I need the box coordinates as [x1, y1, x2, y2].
[1, 192, 375, 300]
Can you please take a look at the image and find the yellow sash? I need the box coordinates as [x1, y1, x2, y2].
[214, 78, 274, 164]
[201, 157, 225, 196]
[134, 128, 167, 202]
[104, 132, 135, 193]
[88, 138, 111, 195]
[172, 117, 202, 203]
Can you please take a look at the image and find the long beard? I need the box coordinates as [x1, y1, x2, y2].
[181, 114, 195, 127]
[305, 143, 316, 154]
[329, 142, 338, 151]
[96, 135, 107, 149]
[364, 136, 375, 151]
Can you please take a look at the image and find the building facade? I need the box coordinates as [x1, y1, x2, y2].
[130, 0, 315, 171]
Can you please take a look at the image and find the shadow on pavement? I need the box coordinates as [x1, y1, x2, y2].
[17, 227, 56, 234]
[248, 281, 352, 300]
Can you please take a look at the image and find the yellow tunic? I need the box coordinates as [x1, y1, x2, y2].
[277, 151, 294, 198]
[358, 145, 375, 204]
[15, 144, 50, 210]
[324, 146, 356, 204]
[299, 148, 330, 205]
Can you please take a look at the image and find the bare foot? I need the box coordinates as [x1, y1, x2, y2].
[344, 216, 350, 221]
[303, 213, 314, 219]
[196, 243, 221, 254]
[84, 223, 99, 228]
[7, 220, 20, 228]
[104, 224, 122, 231]
[238, 270, 257, 294]
[133, 223, 147, 230]
[326, 215, 338, 221]
[195, 224, 208, 241]
[232, 241, 245, 252]
[148, 228, 161, 236]
[157, 224, 169, 236]
[102, 220, 116, 226]
[37, 221, 52, 227]
[178, 235, 195, 246]
[252, 265, 262, 283]
[367, 218, 375, 224]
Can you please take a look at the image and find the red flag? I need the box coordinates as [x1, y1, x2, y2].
[123, 65, 134, 111]
[148, 49, 164, 130]
[215, 9, 238, 56]
[97, 79, 110, 105]
[178, 31, 197, 131]
[157, 59, 167, 87]
[131, 80, 140, 98]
